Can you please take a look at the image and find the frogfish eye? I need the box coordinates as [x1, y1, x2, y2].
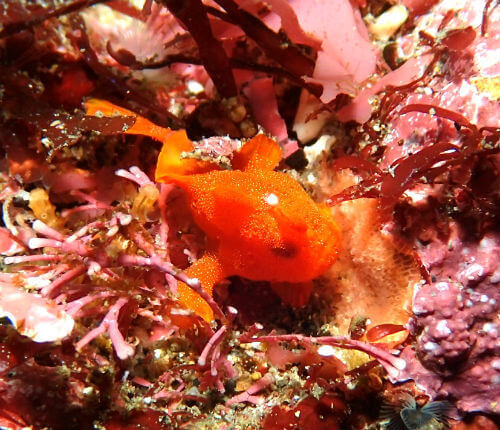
[270, 241, 298, 258]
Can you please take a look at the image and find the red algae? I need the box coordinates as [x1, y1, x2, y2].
[262, 395, 347, 430]
[1, 0, 500, 428]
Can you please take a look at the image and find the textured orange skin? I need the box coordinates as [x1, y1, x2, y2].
[176, 169, 341, 283]
[84, 99, 342, 322]
[157, 135, 342, 321]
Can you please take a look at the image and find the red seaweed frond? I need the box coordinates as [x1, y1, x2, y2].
[0, 0, 108, 38]
[262, 394, 347, 430]
[328, 107, 500, 221]
[163, 0, 237, 98]
[240, 331, 407, 382]
[481, 0, 496, 36]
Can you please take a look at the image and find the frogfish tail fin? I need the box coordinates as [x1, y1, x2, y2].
[270, 281, 314, 308]
[84, 98, 220, 182]
[84, 98, 172, 142]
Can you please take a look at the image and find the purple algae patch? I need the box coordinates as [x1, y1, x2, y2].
[402, 226, 500, 413]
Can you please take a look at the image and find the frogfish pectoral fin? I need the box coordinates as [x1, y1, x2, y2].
[175, 253, 225, 323]
[270, 280, 314, 308]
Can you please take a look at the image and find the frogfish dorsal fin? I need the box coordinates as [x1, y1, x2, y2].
[232, 134, 282, 172]
[155, 130, 220, 181]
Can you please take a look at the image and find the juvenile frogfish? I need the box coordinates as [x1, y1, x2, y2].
[85, 99, 342, 322]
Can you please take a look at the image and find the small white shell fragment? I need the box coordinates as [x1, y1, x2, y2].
[367, 5, 409, 41]
[293, 90, 331, 143]
[317, 344, 336, 356]
[0, 283, 74, 342]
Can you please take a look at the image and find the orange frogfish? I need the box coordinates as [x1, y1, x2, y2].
[85, 99, 342, 322]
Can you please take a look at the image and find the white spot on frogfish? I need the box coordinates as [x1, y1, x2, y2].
[265, 193, 279, 206]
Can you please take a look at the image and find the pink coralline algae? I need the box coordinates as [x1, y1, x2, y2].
[399, 228, 500, 414]
[389, 149, 500, 414]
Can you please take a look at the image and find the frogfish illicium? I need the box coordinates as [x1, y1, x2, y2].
[85, 99, 341, 322]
